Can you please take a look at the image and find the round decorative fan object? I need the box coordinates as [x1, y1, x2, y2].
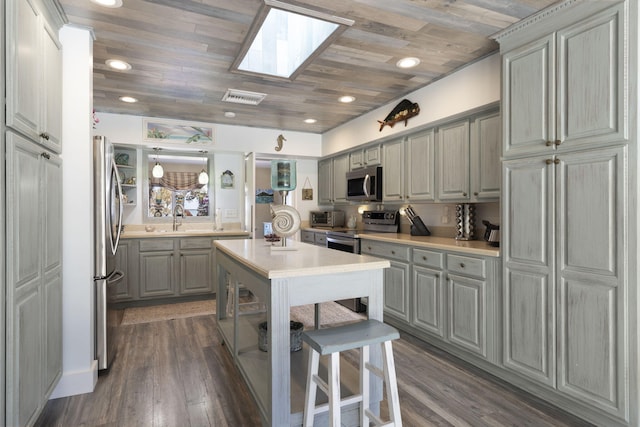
[270, 204, 301, 238]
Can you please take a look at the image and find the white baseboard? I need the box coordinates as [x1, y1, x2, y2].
[49, 360, 98, 399]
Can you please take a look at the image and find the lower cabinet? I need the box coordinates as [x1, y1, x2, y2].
[301, 230, 327, 247]
[362, 238, 500, 364]
[117, 236, 242, 303]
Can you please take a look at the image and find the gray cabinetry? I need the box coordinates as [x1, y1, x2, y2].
[6, 0, 63, 153]
[406, 129, 436, 201]
[114, 240, 137, 301]
[437, 119, 470, 201]
[301, 230, 314, 244]
[332, 153, 350, 204]
[179, 238, 214, 295]
[139, 239, 176, 298]
[317, 158, 333, 205]
[412, 249, 444, 338]
[470, 111, 501, 200]
[301, 230, 327, 247]
[6, 131, 62, 426]
[349, 145, 381, 170]
[361, 241, 410, 322]
[382, 138, 405, 202]
[496, 2, 630, 424]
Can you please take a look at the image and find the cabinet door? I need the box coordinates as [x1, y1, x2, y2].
[382, 138, 404, 201]
[114, 240, 136, 301]
[332, 154, 349, 204]
[383, 261, 410, 323]
[179, 250, 213, 295]
[447, 274, 487, 358]
[471, 112, 501, 200]
[41, 22, 62, 152]
[301, 230, 315, 244]
[406, 129, 435, 201]
[6, 0, 41, 140]
[139, 252, 175, 298]
[437, 120, 470, 200]
[502, 34, 555, 158]
[556, 147, 626, 417]
[557, 4, 626, 150]
[317, 159, 333, 204]
[412, 265, 444, 338]
[349, 150, 364, 170]
[502, 156, 556, 385]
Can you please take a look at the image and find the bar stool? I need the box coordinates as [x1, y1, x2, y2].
[301, 319, 402, 427]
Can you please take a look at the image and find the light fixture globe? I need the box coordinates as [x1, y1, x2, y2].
[152, 163, 164, 178]
[198, 170, 209, 184]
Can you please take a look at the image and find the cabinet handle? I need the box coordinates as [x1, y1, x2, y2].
[462, 192, 467, 197]
[41, 152, 51, 160]
[554, 140, 562, 146]
[474, 192, 478, 196]
[545, 159, 553, 165]
[545, 140, 553, 146]
[435, 274, 439, 278]
[39, 132, 50, 140]
[422, 256, 427, 261]
[367, 246, 372, 250]
[459, 263, 465, 268]
[391, 250, 396, 255]
[554, 158, 560, 164]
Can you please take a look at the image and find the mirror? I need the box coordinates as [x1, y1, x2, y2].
[145, 152, 211, 220]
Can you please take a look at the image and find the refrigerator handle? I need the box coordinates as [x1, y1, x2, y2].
[113, 159, 124, 253]
[107, 269, 125, 286]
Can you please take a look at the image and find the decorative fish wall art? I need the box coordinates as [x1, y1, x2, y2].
[378, 99, 420, 131]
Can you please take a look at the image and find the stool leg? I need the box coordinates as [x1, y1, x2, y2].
[303, 349, 320, 427]
[328, 352, 341, 427]
[382, 341, 402, 426]
[360, 345, 370, 426]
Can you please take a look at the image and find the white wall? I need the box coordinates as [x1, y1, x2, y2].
[322, 54, 501, 155]
[95, 113, 323, 157]
[53, 25, 97, 399]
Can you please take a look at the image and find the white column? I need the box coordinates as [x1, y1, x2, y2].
[51, 24, 97, 399]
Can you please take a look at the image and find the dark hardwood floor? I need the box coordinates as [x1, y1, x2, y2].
[35, 307, 593, 427]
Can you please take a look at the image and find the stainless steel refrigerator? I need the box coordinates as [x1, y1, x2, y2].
[93, 135, 125, 371]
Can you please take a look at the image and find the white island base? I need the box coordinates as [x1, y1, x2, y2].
[214, 239, 390, 426]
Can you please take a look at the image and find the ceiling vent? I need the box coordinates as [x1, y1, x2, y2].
[222, 89, 267, 106]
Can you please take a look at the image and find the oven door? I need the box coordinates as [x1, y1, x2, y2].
[326, 235, 360, 254]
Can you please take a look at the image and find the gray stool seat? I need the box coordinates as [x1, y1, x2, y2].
[302, 319, 400, 355]
[302, 319, 402, 427]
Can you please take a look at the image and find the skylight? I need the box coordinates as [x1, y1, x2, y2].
[233, 0, 353, 79]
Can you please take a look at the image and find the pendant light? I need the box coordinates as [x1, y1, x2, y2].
[152, 147, 164, 178]
[198, 150, 209, 184]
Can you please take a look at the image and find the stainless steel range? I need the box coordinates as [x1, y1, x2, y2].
[326, 210, 399, 312]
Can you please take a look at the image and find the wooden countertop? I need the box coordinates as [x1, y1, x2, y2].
[214, 239, 389, 279]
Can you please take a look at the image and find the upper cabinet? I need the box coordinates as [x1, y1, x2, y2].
[332, 153, 350, 204]
[436, 119, 470, 201]
[6, 0, 63, 153]
[406, 129, 436, 202]
[317, 158, 333, 205]
[470, 111, 501, 200]
[350, 145, 381, 170]
[382, 138, 405, 201]
[501, 3, 626, 158]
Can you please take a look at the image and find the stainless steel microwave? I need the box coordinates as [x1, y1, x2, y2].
[346, 166, 382, 202]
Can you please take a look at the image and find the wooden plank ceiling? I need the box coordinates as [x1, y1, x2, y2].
[58, 0, 559, 133]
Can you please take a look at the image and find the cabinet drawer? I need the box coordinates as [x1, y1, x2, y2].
[361, 241, 410, 262]
[301, 231, 315, 244]
[447, 254, 486, 279]
[413, 248, 444, 269]
[179, 237, 213, 250]
[314, 233, 327, 246]
[139, 239, 175, 252]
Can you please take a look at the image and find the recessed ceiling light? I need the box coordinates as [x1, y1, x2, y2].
[90, 0, 123, 8]
[396, 57, 420, 69]
[224, 111, 236, 118]
[106, 59, 131, 71]
[119, 96, 137, 103]
[339, 95, 355, 103]
[304, 118, 317, 124]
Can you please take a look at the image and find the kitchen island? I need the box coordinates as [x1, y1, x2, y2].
[214, 239, 390, 427]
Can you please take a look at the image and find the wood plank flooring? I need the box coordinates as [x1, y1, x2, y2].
[35, 306, 593, 427]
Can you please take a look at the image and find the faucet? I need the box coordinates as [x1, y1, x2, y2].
[173, 203, 184, 231]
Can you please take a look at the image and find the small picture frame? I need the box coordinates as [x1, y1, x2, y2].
[221, 170, 234, 189]
[301, 177, 313, 200]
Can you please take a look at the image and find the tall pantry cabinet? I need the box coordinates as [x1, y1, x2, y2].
[493, 1, 637, 426]
[4, 0, 65, 426]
